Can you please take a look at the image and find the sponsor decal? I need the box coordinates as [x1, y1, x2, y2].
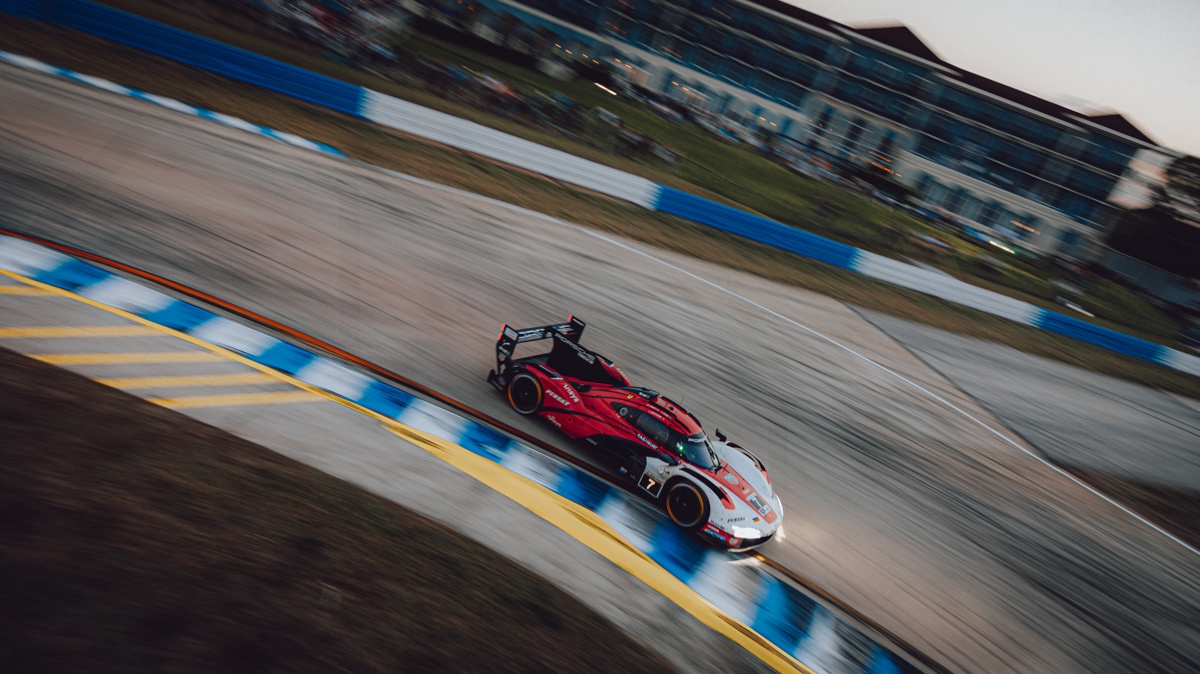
[561, 383, 580, 404]
[701, 523, 725, 541]
[723, 473, 739, 485]
[546, 390, 571, 407]
[554, 332, 595, 363]
[546, 415, 562, 429]
[635, 433, 656, 448]
[727, 516, 746, 523]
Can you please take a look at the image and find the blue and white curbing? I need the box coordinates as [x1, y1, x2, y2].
[6, 0, 1195, 378]
[0, 232, 924, 674]
[0, 50, 345, 159]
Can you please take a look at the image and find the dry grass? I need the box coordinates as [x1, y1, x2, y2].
[2, 18, 1198, 400]
[0, 345, 678, 673]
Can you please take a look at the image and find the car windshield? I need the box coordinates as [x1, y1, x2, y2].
[675, 433, 719, 470]
[626, 409, 720, 470]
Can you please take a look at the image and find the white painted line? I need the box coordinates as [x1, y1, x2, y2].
[140, 92, 200, 115]
[0, 237, 69, 276]
[209, 112, 261, 133]
[78, 275, 175, 314]
[189, 316, 277, 357]
[294, 356, 373, 400]
[395, 399, 469, 442]
[70, 73, 130, 95]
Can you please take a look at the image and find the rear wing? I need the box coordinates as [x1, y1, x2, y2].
[489, 316, 585, 389]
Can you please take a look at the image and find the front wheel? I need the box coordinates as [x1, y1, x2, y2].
[664, 480, 709, 532]
[506, 371, 543, 415]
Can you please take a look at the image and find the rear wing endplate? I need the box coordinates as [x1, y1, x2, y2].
[488, 316, 585, 389]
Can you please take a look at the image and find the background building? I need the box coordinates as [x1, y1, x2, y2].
[452, 0, 1179, 259]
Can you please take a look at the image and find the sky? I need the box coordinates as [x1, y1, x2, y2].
[785, 0, 1200, 157]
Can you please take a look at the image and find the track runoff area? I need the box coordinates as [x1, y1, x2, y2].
[0, 232, 941, 674]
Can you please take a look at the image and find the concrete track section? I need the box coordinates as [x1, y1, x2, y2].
[2, 63, 1199, 673]
[859, 310, 1200, 491]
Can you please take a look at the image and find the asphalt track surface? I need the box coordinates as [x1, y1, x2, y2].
[3, 65, 1199, 673]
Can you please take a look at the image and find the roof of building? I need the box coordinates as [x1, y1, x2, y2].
[738, 2, 1159, 147]
[742, 0, 842, 35]
[852, 24, 943, 63]
[1085, 112, 1156, 144]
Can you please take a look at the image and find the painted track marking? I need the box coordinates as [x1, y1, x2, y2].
[30, 351, 224, 365]
[0, 284, 53, 295]
[98, 372, 278, 389]
[0, 325, 160, 338]
[149, 390, 322, 409]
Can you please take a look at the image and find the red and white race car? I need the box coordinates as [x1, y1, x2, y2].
[487, 317, 782, 550]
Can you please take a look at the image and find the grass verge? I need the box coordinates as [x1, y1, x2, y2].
[0, 345, 678, 673]
[1, 18, 1198, 399]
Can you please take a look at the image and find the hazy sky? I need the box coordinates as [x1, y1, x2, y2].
[785, 0, 1200, 157]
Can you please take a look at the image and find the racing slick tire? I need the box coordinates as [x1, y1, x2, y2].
[506, 371, 543, 415]
[664, 480, 709, 533]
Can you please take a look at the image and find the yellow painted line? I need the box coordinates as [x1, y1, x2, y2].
[148, 390, 323, 409]
[0, 267, 808, 674]
[0, 325, 159, 338]
[30, 351, 224, 365]
[97, 372, 278, 389]
[0, 284, 53, 295]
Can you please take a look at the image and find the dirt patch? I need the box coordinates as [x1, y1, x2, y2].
[0, 346, 677, 674]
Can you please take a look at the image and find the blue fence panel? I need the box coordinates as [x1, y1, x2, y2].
[654, 187, 860, 270]
[1035, 309, 1167, 362]
[10, 0, 365, 116]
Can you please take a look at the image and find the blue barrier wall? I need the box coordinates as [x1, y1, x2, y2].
[655, 187, 860, 270]
[1034, 310, 1167, 362]
[8, 0, 365, 115]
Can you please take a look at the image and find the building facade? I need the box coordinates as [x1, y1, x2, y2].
[457, 0, 1172, 259]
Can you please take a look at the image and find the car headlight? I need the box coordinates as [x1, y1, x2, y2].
[731, 525, 765, 539]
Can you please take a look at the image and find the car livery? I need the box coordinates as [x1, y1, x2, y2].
[486, 316, 782, 550]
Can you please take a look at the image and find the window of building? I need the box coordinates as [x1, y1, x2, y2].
[813, 106, 836, 136]
[959, 195, 984, 222]
[844, 117, 866, 152]
[979, 200, 1004, 227]
[878, 131, 897, 157]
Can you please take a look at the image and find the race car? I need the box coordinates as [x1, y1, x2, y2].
[486, 316, 782, 550]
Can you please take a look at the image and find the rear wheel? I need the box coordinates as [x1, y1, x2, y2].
[665, 480, 709, 532]
[507, 372, 543, 415]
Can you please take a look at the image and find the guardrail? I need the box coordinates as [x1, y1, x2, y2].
[3, 0, 1198, 380]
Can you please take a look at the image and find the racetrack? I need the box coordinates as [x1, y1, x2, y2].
[3, 63, 1199, 673]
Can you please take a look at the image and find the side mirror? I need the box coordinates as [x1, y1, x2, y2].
[714, 428, 727, 442]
